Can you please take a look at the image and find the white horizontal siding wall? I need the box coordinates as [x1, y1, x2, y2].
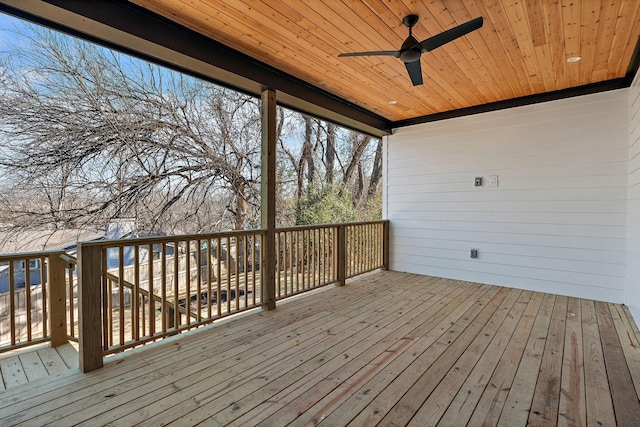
[385, 89, 629, 302]
[628, 71, 640, 319]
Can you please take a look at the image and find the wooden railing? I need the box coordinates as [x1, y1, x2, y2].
[0, 220, 388, 370]
[345, 221, 387, 279]
[274, 221, 389, 299]
[275, 224, 338, 299]
[78, 230, 265, 369]
[0, 251, 72, 353]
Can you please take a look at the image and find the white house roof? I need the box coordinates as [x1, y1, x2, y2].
[0, 228, 104, 255]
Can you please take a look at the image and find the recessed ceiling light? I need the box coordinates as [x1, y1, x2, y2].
[567, 56, 582, 63]
[389, 100, 397, 105]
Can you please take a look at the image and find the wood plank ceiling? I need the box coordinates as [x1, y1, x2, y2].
[130, 0, 640, 124]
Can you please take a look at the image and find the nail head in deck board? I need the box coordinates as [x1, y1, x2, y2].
[595, 301, 640, 426]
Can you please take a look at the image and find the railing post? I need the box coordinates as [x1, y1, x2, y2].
[78, 243, 104, 372]
[383, 220, 390, 271]
[47, 254, 68, 347]
[337, 224, 346, 286]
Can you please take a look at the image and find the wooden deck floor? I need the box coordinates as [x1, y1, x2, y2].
[0, 342, 77, 390]
[0, 271, 639, 426]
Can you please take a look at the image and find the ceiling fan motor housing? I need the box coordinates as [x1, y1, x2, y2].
[400, 15, 421, 63]
[400, 36, 421, 63]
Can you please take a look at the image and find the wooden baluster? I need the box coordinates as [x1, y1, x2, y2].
[383, 220, 390, 270]
[337, 224, 346, 286]
[68, 263, 75, 339]
[133, 245, 140, 341]
[173, 240, 179, 328]
[207, 238, 212, 319]
[161, 243, 168, 332]
[118, 246, 125, 346]
[185, 239, 191, 325]
[148, 244, 155, 337]
[216, 237, 222, 317]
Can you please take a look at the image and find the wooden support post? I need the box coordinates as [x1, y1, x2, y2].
[48, 254, 68, 347]
[337, 224, 346, 286]
[261, 88, 277, 310]
[78, 244, 104, 372]
[383, 220, 390, 270]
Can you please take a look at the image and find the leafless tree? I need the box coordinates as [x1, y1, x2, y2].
[0, 20, 381, 245]
[0, 25, 261, 237]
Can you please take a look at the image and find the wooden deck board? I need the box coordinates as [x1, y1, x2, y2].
[464, 291, 545, 426]
[16, 351, 49, 383]
[558, 297, 586, 426]
[0, 356, 28, 389]
[582, 299, 617, 426]
[432, 290, 534, 426]
[497, 293, 555, 426]
[528, 295, 568, 425]
[0, 271, 639, 426]
[595, 301, 640, 426]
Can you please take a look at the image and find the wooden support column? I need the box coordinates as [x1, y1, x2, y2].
[261, 88, 277, 310]
[48, 254, 68, 347]
[78, 243, 104, 372]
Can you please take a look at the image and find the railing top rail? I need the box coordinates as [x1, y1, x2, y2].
[275, 219, 387, 233]
[275, 224, 338, 233]
[0, 250, 66, 260]
[78, 228, 268, 248]
[341, 220, 388, 227]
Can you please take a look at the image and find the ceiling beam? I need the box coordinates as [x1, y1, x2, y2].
[393, 78, 631, 128]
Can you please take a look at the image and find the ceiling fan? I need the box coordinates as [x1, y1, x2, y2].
[338, 15, 484, 86]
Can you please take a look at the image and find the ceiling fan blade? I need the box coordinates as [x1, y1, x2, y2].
[405, 60, 423, 86]
[338, 50, 401, 58]
[419, 17, 483, 52]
